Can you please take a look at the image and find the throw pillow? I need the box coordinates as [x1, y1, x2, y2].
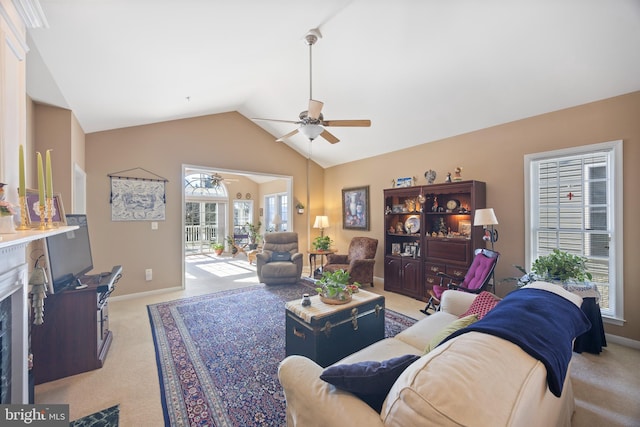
[424, 314, 479, 353]
[320, 354, 420, 412]
[459, 291, 501, 320]
[271, 251, 291, 262]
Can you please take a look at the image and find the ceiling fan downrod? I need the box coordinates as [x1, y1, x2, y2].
[304, 29, 321, 101]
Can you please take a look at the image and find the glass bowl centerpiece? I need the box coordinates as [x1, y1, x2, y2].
[315, 269, 360, 305]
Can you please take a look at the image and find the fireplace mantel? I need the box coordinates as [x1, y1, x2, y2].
[0, 226, 78, 250]
[0, 225, 77, 403]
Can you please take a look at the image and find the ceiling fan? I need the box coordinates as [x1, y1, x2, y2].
[252, 29, 371, 144]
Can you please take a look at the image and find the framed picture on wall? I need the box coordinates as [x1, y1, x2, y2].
[342, 185, 370, 230]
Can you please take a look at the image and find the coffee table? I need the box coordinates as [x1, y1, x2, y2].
[285, 290, 385, 367]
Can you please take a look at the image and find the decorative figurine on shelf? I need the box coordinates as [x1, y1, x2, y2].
[424, 169, 436, 185]
[396, 222, 404, 233]
[431, 196, 439, 212]
[454, 167, 463, 181]
[445, 172, 452, 183]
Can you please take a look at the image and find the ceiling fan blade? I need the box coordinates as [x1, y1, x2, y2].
[276, 128, 300, 142]
[252, 118, 300, 124]
[320, 129, 340, 144]
[322, 119, 371, 127]
[308, 99, 324, 120]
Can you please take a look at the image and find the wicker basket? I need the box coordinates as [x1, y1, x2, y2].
[319, 294, 352, 305]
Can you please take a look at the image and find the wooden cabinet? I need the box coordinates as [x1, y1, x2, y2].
[383, 180, 486, 300]
[384, 256, 422, 299]
[31, 282, 113, 384]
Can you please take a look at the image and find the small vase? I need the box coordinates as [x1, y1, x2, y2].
[0, 215, 16, 234]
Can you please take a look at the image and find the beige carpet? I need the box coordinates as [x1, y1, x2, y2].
[35, 254, 640, 426]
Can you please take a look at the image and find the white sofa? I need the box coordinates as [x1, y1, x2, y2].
[278, 282, 583, 427]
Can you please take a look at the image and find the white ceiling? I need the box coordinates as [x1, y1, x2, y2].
[26, 0, 640, 168]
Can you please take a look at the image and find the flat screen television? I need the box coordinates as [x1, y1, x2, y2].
[44, 214, 94, 293]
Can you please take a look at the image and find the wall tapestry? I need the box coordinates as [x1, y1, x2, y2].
[109, 168, 168, 221]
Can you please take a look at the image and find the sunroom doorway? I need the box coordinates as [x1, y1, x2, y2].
[184, 172, 228, 255]
[182, 164, 294, 291]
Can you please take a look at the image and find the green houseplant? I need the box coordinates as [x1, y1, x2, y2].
[211, 242, 224, 255]
[511, 249, 592, 287]
[225, 235, 238, 254]
[246, 221, 262, 249]
[312, 235, 332, 251]
[315, 269, 360, 304]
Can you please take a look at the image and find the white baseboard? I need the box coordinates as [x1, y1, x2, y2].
[109, 285, 183, 302]
[606, 333, 640, 350]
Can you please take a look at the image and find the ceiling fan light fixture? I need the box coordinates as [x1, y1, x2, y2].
[299, 124, 323, 140]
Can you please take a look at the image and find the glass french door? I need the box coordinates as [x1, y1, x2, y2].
[185, 201, 225, 253]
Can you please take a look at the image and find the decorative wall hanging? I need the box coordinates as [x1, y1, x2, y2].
[342, 185, 370, 231]
[108, 168, 168, 221]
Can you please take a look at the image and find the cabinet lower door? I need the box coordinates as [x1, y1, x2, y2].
[384, 257, 402, 292]
[401, 259, 422, 299]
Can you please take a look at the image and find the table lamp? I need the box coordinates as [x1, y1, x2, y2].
[273, 214, 283, 231]
[313, 215, 329, 237]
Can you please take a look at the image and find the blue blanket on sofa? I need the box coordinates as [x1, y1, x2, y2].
[440, 288, 591, 397]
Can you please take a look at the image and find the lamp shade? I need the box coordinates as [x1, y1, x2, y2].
[273, 214, 283, 225]
[313, 215, 330, 229]
[474, 208, 498, 226]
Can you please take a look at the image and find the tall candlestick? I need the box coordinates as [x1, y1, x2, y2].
[37, 152, 45, 207]
[45, 150, 53, 198]
[19, 145, 26, 197]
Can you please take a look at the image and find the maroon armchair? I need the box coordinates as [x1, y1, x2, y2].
[323, 237, 378, 286]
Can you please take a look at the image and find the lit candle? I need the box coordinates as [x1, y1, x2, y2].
[18, 145, 25, 197]
[45, 149, 53, 198]
[37, 152, 45, 206]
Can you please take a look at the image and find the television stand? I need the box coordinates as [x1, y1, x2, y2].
[30, 265, 122, 385]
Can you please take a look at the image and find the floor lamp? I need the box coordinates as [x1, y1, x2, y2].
[474, 208, 499, 292]
[474, 208, 499, 251]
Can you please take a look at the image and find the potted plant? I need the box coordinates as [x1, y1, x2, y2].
[296, 202, 305, 214]
[315, 269, 360, 304]
[312, 235, 332, 251]
[211, 242, 224, 255]
[246, 221, 262, 250]
[225, 235, 238, 255]
[510, 249, 592, 287]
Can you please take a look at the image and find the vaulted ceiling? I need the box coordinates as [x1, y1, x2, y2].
[26, 0, 640, 168]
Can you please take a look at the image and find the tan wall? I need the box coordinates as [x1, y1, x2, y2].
[33, 104, 74, 211]
[325, 91, 640, 341]
[34, 91, 639, 342]
[85, 112, 323, 295]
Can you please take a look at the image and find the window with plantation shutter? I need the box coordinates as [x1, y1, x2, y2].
[525, 141, 623, 321]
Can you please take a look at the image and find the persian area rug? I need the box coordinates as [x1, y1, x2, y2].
[148, 282, 416, 427]
[70, 404, 119, 427]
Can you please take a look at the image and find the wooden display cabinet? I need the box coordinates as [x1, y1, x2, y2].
[383, 180, 486, 300]
[383, 187, 424, 298]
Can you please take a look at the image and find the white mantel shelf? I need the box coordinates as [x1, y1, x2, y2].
[0, 226, 78, 249]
